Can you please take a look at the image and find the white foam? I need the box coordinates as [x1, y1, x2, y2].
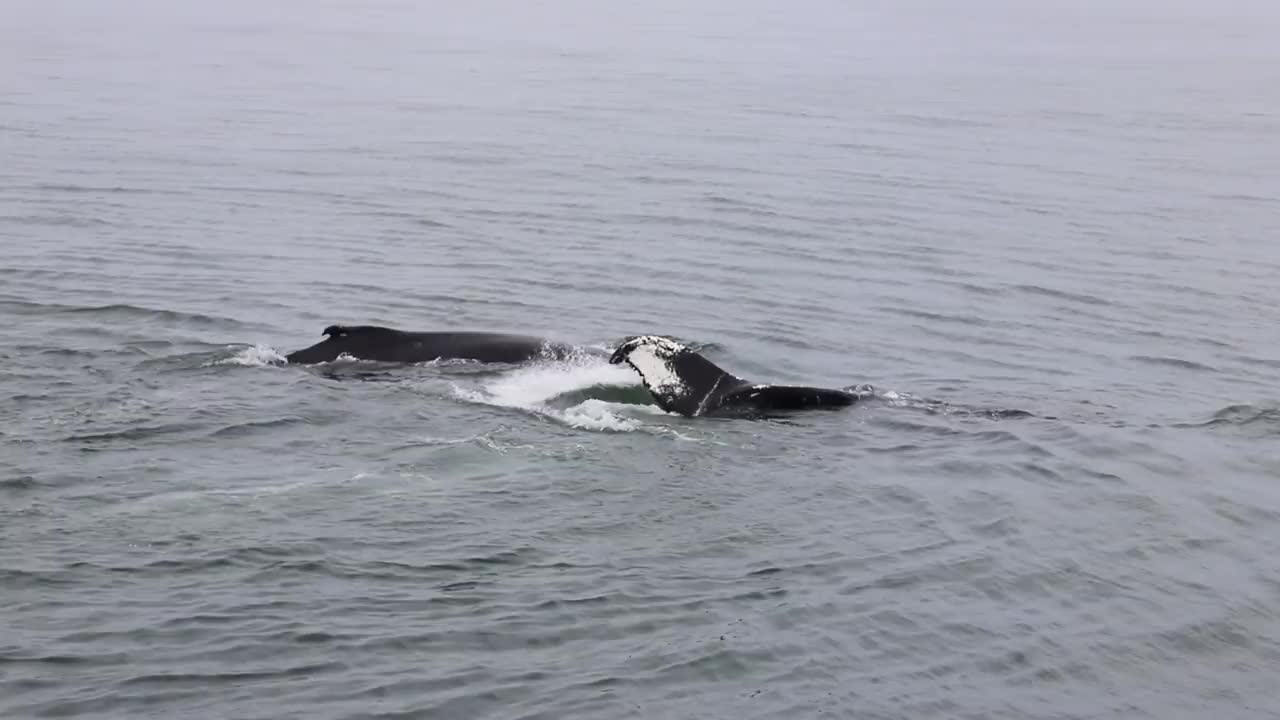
[560, 399, 642, 432]
[407, 433, 534, 452]
[451, 355, 655, 432]
[213, 344, 287, 367]
[473, 357, 638, 408]
[290, 352, 399, 367]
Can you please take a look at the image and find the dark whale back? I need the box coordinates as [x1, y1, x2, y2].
[286, 325, 566, 365]
[609, 335, 857, 417]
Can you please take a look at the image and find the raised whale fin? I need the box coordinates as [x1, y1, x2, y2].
[609, 335, 747, 417]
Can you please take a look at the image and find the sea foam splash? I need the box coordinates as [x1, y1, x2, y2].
[452, 354, 660, 432]
[212, 344, 287, 367]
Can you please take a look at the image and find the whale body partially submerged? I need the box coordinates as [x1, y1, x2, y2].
[286, 325, 574, 365]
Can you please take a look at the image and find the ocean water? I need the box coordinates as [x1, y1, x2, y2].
[3, 0, 1280, 717]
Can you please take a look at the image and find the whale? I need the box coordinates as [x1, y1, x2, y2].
[609, 335, 861, 417]
[286, 325, 575, 365]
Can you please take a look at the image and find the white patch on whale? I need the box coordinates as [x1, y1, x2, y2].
[613, 335, 693, 406]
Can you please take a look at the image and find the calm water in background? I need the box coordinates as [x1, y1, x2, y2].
[3, 0, 1280, 717]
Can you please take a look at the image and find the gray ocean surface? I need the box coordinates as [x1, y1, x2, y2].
[3, 0, 1280, 717]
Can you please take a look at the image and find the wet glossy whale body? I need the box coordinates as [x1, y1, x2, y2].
[608, 335, 858, 417]
[286, 325, 571, 365]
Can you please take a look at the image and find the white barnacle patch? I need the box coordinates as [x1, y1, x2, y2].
[616, 335, 692, 406]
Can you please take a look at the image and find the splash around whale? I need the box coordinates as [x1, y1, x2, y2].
[609, 335, 866, 417]
[285, 325, 580, 365]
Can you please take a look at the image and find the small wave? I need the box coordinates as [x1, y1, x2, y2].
[946, 281, 1007, 297]
[1234, 355, 1280, 370]
[873, 389, 1035, 420]
[66, 422, 205, 445]
[27, 346, 97, 359]
[60, 303, 240, 327]
[0, 213, 114, 227]
[0, 652, 130, 667]
[1132, 355, 1218, 372]
[345, 208, 452, 227]
[30, 182, 175, 195]
[0, 475, 37, 491]
[393, 431, 534, 454]
[0, 299, 249, 329]
[1012, 283, 1111, 307]
[877, 306, 992, 326]
[121, 662, 346, 686]
[1178, 404, 1280, 435]
[208, 416, 306, 438]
